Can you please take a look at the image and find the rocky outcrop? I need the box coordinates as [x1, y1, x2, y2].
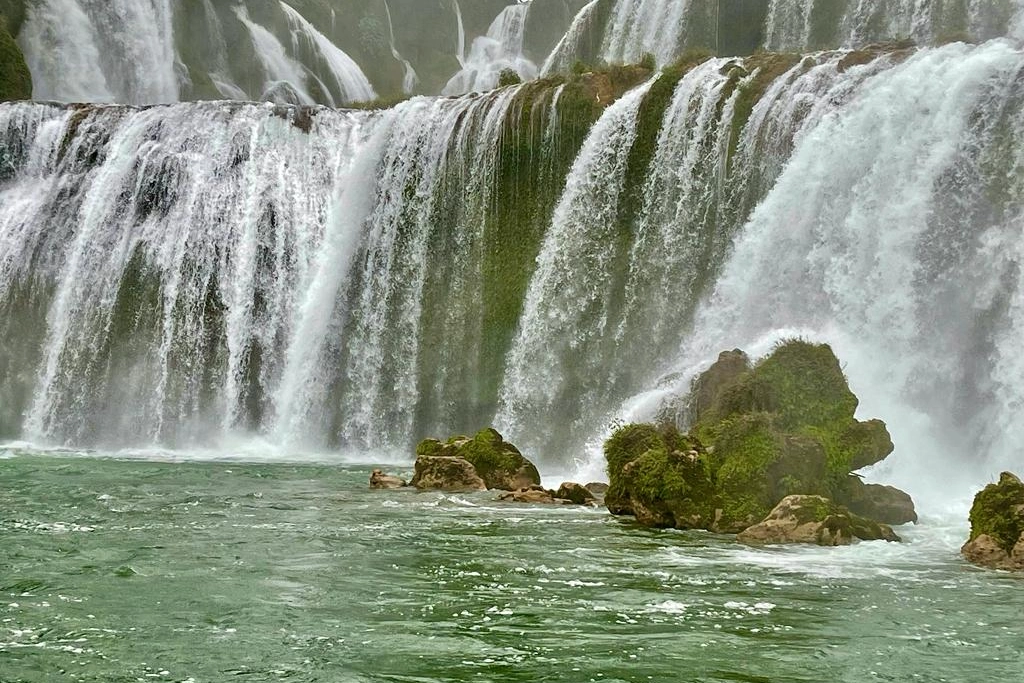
[961, 472, 1024, 571]
[369, 469, 407, 489]
[555, 482, 597, 506]
[737, 495, 900, 546]
[584, 482, 609, 495]
[0, 14, 32, 102]
[410, 455, 487, 492]
[841, 476, 917, 525]
[499, 485, 571, 505]
[606, 341, 916, 534]
[416, 428, 540, 491]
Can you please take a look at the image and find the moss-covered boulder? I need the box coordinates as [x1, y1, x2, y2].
[606, 340, 915, 535]
[415, 428, 540, 491]
[0, 14, 32, 102]
[410, 455, 487, 492]
[962, 472, 1024, 571]
[737, 495, 900, 546]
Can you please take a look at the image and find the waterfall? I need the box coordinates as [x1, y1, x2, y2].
[763, 0, 1022, 51]
[279, 2, 377, 105]
[3, 16, 1024, 501]
[0, 81, 568, 451]
[496, 77, 656, 454]
[383, 0, 420, 94]
[0, 102, 375, 446]
[18, 0, 179, 104]
[541, 0, 604, 76]
[601, 0, 691, 66]
[443, 4, 538, 95]
[662, 41, 1024, 500]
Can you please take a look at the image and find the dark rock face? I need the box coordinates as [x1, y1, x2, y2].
[962, 472, 1024, 571]
[415, 428, 541, 491]
[369, 469, 407, 489]
[841, 476, 918, 525]
[737, 495, 900, 546]
[410, 455, 487, 492]
[605, 341, 915, 536]
[584, 482, 609, 495]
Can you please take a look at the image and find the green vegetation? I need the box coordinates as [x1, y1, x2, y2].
[968, 472, 1024, 553]
[0, 13, 31, 101]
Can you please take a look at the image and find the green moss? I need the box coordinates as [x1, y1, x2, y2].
[0, 13, 31, 102]
[711, 413, 784, 528]
[968, 472, 1024, 553]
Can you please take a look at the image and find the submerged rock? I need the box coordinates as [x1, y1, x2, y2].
[499, 485, 571, 505]
[605, 341, 915, 535]
[410, 455, 486, 492]
[737, 495, 900, 546]
[369, 469, 407, 489]
[415, 428, 540, 491]
[961, 472, 1024, 571]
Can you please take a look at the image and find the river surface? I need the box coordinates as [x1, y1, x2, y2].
[1, 448, 1021, 682]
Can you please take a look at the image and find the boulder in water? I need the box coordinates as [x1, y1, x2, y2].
[961, 472, 1024, 571]
[415, 428, 540, 491]
[737, 495, 900, 546]
[555, 482, 597, 506]
[410, 455, 487, 492]
[840, 476, 917, 525]
[498, 485, 572, 505]
[369, 469, 407, 489]
[585, 482, 609, 496]
[605, 341, 914, 534]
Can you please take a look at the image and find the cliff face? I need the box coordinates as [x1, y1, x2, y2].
[0, 13, 30, 102]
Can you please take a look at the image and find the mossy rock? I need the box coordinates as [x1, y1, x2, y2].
[711, 413, 829, 532]
[620, 446, 715, 529]
[737, 495, 900, 546]
[605, 341, 912, 534]
[604, 423, 703, 518]
[0, 13, 32, 102]
[967, 472, 1024, 554]
[414, 428, 539, 491]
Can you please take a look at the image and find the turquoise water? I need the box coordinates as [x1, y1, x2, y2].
[1, 450, 1021, 682]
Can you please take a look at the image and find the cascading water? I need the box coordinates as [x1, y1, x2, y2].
[279, 2, 377, 105]
[0, 102, 374, 446]
[652, 42, 1024, 505]
[18, 0, 178, 104]
[763, 0, 1023, 51]
[3, 14, 1024, 514]
[600, 0, 691, 66]
[0, 82, 569, 453]
[540, 0, 603, 76]
[443, 4, 537, 95]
